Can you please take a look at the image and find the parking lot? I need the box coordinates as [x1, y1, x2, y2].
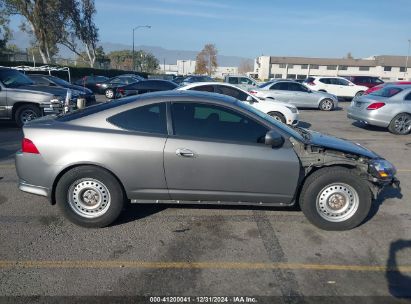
[0, 100, 410, 301]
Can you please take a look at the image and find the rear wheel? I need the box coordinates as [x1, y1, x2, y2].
[268, 111, 286, 123]
[319, 98, 334, 111]
[388, 113, 411, 135]
[299, 167, 371, 231]
[14, 104, 42, 127]
[56, 166, 125, 228]
[105, 89, 114, 99]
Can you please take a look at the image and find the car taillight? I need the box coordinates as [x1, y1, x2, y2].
[118, 88, 125, 94]
[249, 90, 257, 95]
[306, 81, 315, 86]
[22, 138, 40, 154]
[367, 102, 385, 110]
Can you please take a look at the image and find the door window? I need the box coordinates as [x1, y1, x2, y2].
[171, 102, 268, 144]
[288, 82, 308, 92]
[189, 85, 214, 92]
[227, 77, 239, 84]
[240, 77, 253, 85]
[270, 82, 288, 90]
[404, 92, 411, 100]
[214, 86, 248, 101]
[107, 103, 167, 134]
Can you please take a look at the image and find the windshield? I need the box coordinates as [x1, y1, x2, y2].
[0, 69, 34, 87]
[234, 100, 305, 141]
[50, 76, 71, 86]
[370, 86, 402, 98]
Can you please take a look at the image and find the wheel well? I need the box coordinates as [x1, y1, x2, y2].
[266, 96, 275, 100]
[318, 89, 327, 92]
[12, 102, 40, 120]
[50, 164, 128, 205]
[294, 164, 359, 207]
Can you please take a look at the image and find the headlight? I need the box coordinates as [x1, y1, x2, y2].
[369, 159, 396, 179]
[286, 106, 298, 113]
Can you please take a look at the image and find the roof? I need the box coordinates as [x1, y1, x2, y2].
[268, 55, 411, 67]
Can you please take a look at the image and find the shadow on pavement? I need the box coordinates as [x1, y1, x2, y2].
[363, 186, 402, 225]
[113, 202, 300, 226]
[386, 239, 411, 298]
[351, 121, 388, 133]
[298, 121, 311, 129]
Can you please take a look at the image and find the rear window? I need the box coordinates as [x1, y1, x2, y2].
[56, 97, 138, 122]
[258, 81, 273, 88]
[370, 86, 402, 98]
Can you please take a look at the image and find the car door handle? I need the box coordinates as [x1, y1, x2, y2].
[175, 148, 195, 157]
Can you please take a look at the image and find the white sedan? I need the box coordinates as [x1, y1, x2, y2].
[178, 82, 299, 125]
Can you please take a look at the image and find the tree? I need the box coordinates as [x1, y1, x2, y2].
[195, 43, 218, 75]
[61, 0, 99, 67]
[238, 59, 253, 74]
[0, 2, 11, 52]
[5, 0, 69, 63]
[345, 52, 354, 59]
[107, 49, 159, 72]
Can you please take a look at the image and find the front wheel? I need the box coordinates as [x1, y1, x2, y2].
[388, 113, 411, 135]
[15, 104, 41, 127]
[319, 98, 334, 111]
[299, 167, 371, 231]
[105, 89, 114, 99]
[355, 91, 364, 97]
[56, 166, 125, 228]
[268, 111, 286, 124]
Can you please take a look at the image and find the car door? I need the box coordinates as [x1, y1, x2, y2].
[335, 78, 353, 97]
[163, 101, 300, 203]
[266, 82, 293, 102]
[0, 83, 7, 117]
[287, 82, 314, 107]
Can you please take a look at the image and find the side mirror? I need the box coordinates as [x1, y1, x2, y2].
[265, 130, 284, 148]
[246, 95, 255, 103]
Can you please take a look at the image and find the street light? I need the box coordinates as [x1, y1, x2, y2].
[132, 25, 151, 71]
[405, 39, 411, 79]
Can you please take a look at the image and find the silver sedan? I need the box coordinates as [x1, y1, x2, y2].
[347, 85, 411, 135]
[250, 80, 339, 111]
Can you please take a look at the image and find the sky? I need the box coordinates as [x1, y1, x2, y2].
[9, 0, 411, 59]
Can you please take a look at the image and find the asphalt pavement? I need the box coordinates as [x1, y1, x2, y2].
[0, 99, 410, 303]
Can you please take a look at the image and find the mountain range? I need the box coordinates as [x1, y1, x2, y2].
[10, 30, 253, 67]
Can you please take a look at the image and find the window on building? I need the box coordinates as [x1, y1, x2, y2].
[287, 74, 296, 79]
[310, 64, 319, 69]
[327, 65, 337, 70]
[400, 67, 406, 72]
[384, 66, 392, 72]
[359, 66, 370, 71]
[339, 65, 348, 70]
[288, 64, 294, 69]
[274, 74, 283, 78]
[301, 64, 308, 70]
[279, 64, 286, 68]
[297, 75, 306, 80]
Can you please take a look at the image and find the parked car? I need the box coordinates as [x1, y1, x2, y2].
[115, 80, 178, 98]
[224, 75, 259, 91]
[178, 82, 299, 125]
[364, 81, 411, 95]
[343, 76, 384, 89]
[28, 74, 96, 105]
[249, 80, 338, 111]
[74, 75, 109, 93]
[16, 91, 399, 230]
[347, 85, 411, 135]
[172, 76, 186, 85]
[99, 74, 144, 99]
[180, 75, 215, 86]
[304, 76, 368, 99]
[0, 68, 70, 126]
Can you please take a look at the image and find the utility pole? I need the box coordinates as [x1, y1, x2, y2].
[405, 39, 411, 79]
[132, 25, 151, 72]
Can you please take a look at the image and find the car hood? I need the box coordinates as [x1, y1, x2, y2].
[65, 84, 93, 94]
[17, 85, 69, 97]
[307, 130, 378, 159]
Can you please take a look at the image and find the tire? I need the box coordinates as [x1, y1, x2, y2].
[355, 91, 364, 97]
[14, 104, 42, 127]
[268, 111, 286, 124]
[56, 166, 125, 228]
[299, 167, 371, 231]
[105, 89, 114, 99]
[388, 113, 411, 135]
[319, 98, 334, 111]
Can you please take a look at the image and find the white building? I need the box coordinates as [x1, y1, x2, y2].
[254, 55, 411, 81]
[159, 59, 238, 78]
